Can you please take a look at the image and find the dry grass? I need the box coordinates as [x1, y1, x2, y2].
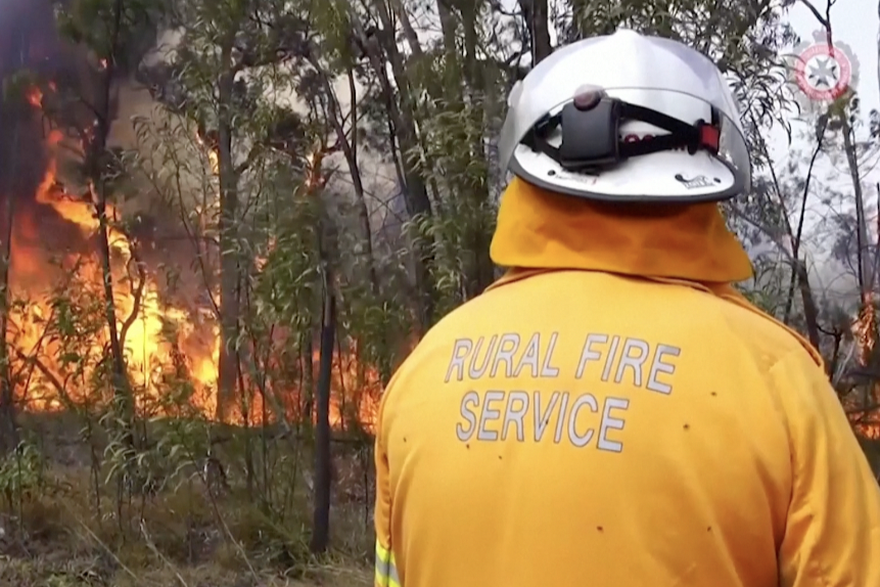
[0, 556, 372, 587]
[0, 413, 374, 587]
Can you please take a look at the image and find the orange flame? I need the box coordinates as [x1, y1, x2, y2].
[855, 292, 876, 366]
[8, 84, 379, 433]
[25, 87, 42, 108]
[848, 292, 879, 438]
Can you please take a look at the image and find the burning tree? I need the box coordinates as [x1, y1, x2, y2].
[0, 0, 230, 424]
[44, 0, 150, 444]
[130, 0, 371, 552]
[136, 0, 321, 425]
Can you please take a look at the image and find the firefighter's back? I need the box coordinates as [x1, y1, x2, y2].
[373, 29, 880, 587]
[378, 269, 803, 587]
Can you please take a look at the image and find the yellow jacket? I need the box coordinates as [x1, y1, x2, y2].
[373, 178, 880, 587]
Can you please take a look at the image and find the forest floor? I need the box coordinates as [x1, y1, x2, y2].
[0, 412, 373, 587]
[4, 413, 879, 586]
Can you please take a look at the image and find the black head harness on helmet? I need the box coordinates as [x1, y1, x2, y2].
[520, 91, 722, 173]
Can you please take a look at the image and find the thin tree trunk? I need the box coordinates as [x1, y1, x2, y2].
[350, 5, 436, 330]
[0, 26, 28, 455]
[216, 63, 241, 422]
[314, 65, 393, 381]
[794, 261, 822, 351]
[303, 335, 314, 424]
[460, 3, 496, 298]
[310, 248, 336, 554]
[91, 0, 134, 437]
[0, 181, 18, 455]
[519, 0, 553, 63]
[841, 117, 871, 294]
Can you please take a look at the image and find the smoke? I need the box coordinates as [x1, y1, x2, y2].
[0, 0, 56, 197]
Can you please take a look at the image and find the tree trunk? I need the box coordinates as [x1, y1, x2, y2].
[460, 2, 496, 298]
[302, 335, 314, 424]
[794, 260, 822, 352]
[351, 5, 436, 330]
[216, 66, 241, 422]
[316, 65, 392, 381]
[519, 0, 553, 63]
[310, 256, 336, 554]
[841, 117, 872, 294]
[92, 0, 134, 435]
[0, 177, 18, 455]
[0, 26, 28, 455]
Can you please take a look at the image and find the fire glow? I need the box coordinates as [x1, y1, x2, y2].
[5, 84, 379, 433]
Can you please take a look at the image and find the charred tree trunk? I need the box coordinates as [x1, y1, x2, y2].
[89, 0, 134, 436]
[519, 0, 553, 64]
[216, 64, 241, 423]
[795, 260, 822, 352]
[310, 245, 336, 554]
[0, 179, 18, 456]
[841, 116, 872, 294]
[0, 28, 30, 455]
[303, 335, 314, 424]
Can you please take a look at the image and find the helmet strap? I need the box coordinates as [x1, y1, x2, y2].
[522, 97, 721, 173]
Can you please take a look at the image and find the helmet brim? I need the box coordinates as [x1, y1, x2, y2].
[510, 143, 746, 203]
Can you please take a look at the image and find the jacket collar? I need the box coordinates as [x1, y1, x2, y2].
[483, 179, 824, 367]
[488, 177, 754, 284]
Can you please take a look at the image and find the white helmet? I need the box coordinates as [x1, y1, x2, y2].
[498, 29, 751, 202]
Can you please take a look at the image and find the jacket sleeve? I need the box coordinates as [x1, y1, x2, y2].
[773, 349, 880, 586]
[374, 389, 400, 587]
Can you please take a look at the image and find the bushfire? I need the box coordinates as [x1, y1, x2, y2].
[4, 84, 378, 433]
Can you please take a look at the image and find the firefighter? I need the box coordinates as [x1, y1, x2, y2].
[373, 29, 880, 587]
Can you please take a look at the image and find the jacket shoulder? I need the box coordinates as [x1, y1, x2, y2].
[703, 285, 824, 373]
[381, 291, 507, 399]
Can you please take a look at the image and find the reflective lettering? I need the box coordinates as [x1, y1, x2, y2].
[567, 393, 598, 447]
[448, 333, 680, 451]
[614, 338, 650, 387]
[456, 391, 479, 440]
[501, 390, 529, 441]
[469, 336, 498, 379]
[490, 333, 520, 378]
[647, 344, 681, 394]
[445, 338, 473, 382]
[456, 390, 631, 450]
[477, 390, 504, 440]
[601, 335, 620, 381]
[573, 333, 682, 393]
[575, 333, 607, 378]
[445, 332, 566, 381]
[598, 397, 629, 452]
